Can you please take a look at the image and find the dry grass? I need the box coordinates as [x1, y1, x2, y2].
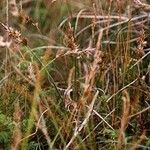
[0, 0, 150, 149]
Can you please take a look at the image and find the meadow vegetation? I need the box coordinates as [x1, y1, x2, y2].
[0, 0, 150, 149]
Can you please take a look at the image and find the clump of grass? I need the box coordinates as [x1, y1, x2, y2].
[0, 0, 150, 149]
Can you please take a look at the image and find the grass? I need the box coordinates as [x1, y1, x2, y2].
[0, 0, 150, 149]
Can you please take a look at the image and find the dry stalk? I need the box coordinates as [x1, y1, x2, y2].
[91, 108, 114, 130]
[129, 50, 150, 70]
[74, 108, 116, 149]
[78, 30, 103, 108]
[93, 13, 148, 41]
[59, 14, 128, 29]
[64, 90, 99, 150]
[64, 22, 78, 52]
[106, 78, 138, 103]
[37, 106, 53, 149]
[24, 54, 53, 149]
[74, 9, 86, 34]
[19, 109, 48, 143]
[11, 101, 22, 150]
[34, 58, 53, 149]
[129, 131, 146, 150]
[133, 0, 150, 12]
[76, 14, 128, 20]
[21, 63, 41, 149]
[63, 28, 103, 149]
[64, 67, 77, 112]
[129, 105, 150, 118]
[116, 90, 131, 150]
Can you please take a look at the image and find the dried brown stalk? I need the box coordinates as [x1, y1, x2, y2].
[11, 101, 22, 150]
[64, 91, 99, 150]
[78, 31, 103, 108]
[117, 90, 131, 150]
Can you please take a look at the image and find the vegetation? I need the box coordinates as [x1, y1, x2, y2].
[0, 0, 150, 149]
